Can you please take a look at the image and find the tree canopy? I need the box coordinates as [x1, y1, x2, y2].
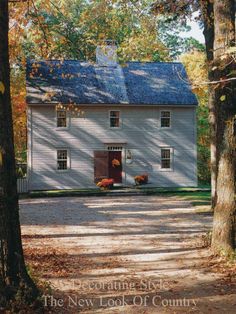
[9, 0, 205, 162]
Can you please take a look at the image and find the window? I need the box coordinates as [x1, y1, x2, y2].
[57, 109, 67, 128]
[57, 149, 68, 170]
[161, 111, 171, 128]
[110, 111, 120, 128]
[161, 148, 172, 169]
[107, 146, 123, 151]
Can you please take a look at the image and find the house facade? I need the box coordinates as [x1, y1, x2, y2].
[26, 47, 198, 190]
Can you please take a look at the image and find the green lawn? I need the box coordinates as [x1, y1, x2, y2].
[25, 186, 211, 205]
[178, 191, 211, 206]
[141, 188, 211, 210]
[176, 191, 211, 213]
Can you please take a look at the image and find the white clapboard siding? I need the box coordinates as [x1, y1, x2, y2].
[17, 178, 28, 193]
[28, 105, 197, 190]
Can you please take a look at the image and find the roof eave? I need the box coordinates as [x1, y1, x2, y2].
[26, 102, 198, 106]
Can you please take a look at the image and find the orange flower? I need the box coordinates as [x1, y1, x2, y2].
[134, 174, 148, 185]
[97, 178, 114, 189]
[112, 158, 120, 167]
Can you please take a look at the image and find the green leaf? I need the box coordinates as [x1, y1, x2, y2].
[220, 95, 226, 102]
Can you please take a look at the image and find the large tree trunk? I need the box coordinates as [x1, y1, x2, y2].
[211, 0, 236, 253]
[0, 0, 38, 305]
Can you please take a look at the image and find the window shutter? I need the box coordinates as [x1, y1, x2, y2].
[94, 151, 109, 183]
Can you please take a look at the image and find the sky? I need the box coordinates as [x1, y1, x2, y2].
[180, 17, 205, 44]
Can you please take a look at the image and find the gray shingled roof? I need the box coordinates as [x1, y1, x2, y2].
[26, 60, 198, 106]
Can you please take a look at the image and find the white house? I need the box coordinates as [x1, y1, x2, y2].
[26, 45, 198, 190]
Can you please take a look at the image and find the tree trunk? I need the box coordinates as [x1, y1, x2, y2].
[201, 0, 217, 209]
[0, 0, 38, 305]
[209, 89, 217, 209]
[211, 0, 236, 254]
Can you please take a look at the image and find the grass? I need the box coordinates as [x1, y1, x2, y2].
[141, 189, 211, 211]
[178, 191, 212, 212]
[21, 186, 211, 202]
[138, 187, 211, 209]
[176, 191, 211, 205]
[25, 188, 106, 198]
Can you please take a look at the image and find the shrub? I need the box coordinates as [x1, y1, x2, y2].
[97, 178, 114, 190]
[134, 174, 148, 185]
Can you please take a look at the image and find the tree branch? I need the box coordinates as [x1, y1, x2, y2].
[30, 0, 49, 56]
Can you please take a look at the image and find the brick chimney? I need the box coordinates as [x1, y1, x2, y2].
[96, 40, 117, 67]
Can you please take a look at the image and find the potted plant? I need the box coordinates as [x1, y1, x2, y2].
[134, 174, 148, 185]
[97, 178, 114, 190]
[112, 158, 120, 167]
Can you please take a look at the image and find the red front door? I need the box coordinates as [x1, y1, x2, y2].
[108, 151, 122, 183]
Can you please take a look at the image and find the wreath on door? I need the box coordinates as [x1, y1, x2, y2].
[112, 158, 120, 167]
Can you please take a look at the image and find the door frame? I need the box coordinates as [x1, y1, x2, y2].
[105, 144, 126, 186]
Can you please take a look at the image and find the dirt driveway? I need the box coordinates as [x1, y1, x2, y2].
[19, 195, 236, 313]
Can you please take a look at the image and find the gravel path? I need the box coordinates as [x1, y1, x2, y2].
[20, 195, 236, 313]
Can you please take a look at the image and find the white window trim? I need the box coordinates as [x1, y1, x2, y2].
[159, 147, 174, 171]
[55, 107, 70, 130]
[108, 110, 122, 129]
[56, 148, 71, 172]
[160, 110, 172, 129]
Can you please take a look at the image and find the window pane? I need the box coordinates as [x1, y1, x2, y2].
[57, 111, 66, 118]
[110, 118, 119, 127]
[161, 149, 170, 159]
[161, 118, 170, 128]
[161, 160, 170, 169]
[161, 111, 170, 118]
[57, 118, 67, 127]
[58, 160, 67, 170]
[57, 150, 67, 160]
[110, 111, 119, 118]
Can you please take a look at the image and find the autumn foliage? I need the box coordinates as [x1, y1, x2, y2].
[8, 0, 206, 163]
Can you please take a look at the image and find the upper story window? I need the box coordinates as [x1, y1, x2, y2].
[110, 110, 120, 128]
[57, 109, 67, 128]
[161, 111, 171, 128]
[57, 149, 69, 171]
[161, 148, 172, 169]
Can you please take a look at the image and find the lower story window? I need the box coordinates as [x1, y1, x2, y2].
[161, 148, 172, 169]
[57, 149, 68, 170]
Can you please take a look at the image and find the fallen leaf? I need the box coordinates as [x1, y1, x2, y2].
[0, 81, 5, 94]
